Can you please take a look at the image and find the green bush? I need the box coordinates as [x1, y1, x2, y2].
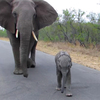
[0, 30, 7, 37]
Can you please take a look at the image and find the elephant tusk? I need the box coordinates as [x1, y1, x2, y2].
[16, 30, 18, 38]
[32, 31, 38, 41]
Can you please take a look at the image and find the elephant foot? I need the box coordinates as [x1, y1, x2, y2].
[56, 87, 61, 91]
[22, 69, 28, 78]
[66, 91, 72, 97]
[13, 68, 23, 75]
[23, 73, 28, 78]
[27, 58, 36, 68]
[31, 64, 35, 68]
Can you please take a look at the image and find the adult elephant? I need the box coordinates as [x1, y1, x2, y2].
[0, 0, 58, 77]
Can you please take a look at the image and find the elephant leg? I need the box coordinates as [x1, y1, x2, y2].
[26, 39, 34, 68]
[27, 35, 38, 68]
[56, 67, 62, 91]
[31, 32, 39, 68]
[7, 31, 23, 75]
[30, 43, 37, 68]
[66, 69, 72, 97]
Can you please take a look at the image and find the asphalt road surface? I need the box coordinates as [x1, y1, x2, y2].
[0, 40, 100, 100]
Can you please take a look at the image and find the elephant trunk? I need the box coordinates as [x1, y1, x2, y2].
[19, 28, 32, 77]
[61, 72, 67, 93]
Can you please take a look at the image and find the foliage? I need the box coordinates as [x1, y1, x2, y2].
[0, 30, 7, 37]
[39, 8, 100, 48]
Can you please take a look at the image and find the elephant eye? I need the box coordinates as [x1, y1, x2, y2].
[12, 12, 17, 18]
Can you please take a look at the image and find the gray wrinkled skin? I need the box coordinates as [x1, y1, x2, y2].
[55, 51, 72, 97]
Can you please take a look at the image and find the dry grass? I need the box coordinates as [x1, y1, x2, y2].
[0, 37, 100, 70]
[0, 37, 9, 41]
[36, 41, 100, 70]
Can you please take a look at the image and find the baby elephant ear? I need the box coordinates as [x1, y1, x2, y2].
[34, 1, 58, 30]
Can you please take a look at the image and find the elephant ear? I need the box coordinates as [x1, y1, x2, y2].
[0, 1, 15, 33]
[34, 1, 58, 30]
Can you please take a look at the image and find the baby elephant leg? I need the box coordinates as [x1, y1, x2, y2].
[56, 69, 62, 91]
[66, 69, 72, 97]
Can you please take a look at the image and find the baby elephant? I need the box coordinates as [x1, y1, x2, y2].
[55, 51, 72, 97]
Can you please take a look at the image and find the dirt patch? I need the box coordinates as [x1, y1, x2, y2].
[0, 37, 100, 70]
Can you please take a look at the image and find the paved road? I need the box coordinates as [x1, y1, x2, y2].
[0, 40, 100, 100]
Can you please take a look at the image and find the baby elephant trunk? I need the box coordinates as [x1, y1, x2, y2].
[61, 72, 67, 93]
[61, 87, 65, 93]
